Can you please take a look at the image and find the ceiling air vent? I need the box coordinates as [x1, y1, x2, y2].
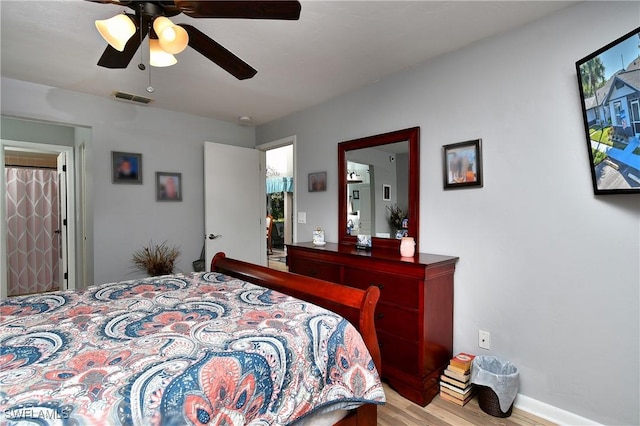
[112, 91, 154, 105]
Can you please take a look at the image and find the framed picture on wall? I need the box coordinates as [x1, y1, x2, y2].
[442, 139, 483, 189]
[575, 26, 640, 194]
[156, 172, 182, 201]
[112, 151, 142, 184]
[383, 184, 391, 200]
[308, 171, 327, 192]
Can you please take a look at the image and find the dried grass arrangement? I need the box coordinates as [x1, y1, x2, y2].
[131, 240, 180, 276]
[386, 204, 407, 230]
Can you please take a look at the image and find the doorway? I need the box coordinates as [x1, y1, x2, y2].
[1, 142, 76, 298]
[259, 137, 295, 271]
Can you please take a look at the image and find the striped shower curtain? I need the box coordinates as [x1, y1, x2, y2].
[5, 167, 60, 296]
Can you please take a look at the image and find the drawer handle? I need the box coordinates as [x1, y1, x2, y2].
[376, 313, 384, 320]
[377, 284, 384, 290]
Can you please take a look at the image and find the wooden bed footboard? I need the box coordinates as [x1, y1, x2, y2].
[211, 252, 382, 426]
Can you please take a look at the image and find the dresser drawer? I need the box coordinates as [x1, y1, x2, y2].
[289, 257, 341, 283]
[343, 269, 420, 309]
[378, 330, 419, 376]
[374, 303, 419, 341]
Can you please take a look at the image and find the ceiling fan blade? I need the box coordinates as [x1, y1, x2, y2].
[180, 24, 257, 80]
[174, 1, 301, 20]
[97, 19, 149, 69]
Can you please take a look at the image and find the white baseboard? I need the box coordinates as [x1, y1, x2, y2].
[514, 393, 602, 426]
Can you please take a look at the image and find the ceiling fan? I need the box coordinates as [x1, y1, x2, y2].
[87, 1, 302, 80]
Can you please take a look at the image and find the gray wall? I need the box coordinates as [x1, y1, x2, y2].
[1, 78, 255, 285]
[256, 2, 640, 425]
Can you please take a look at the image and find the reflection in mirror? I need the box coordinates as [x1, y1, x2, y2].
[346, 141, 409, 238]
[338, 127, 420, 252]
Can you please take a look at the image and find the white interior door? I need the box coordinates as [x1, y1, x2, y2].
[204, 142, 264, 268]
[57, 152, 69, 290]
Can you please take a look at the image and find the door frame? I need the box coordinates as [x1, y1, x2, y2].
[1, 140, 77, 299]
[256, 135, 297, 245]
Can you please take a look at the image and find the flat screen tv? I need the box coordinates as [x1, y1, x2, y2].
[576, 27, 640, 194]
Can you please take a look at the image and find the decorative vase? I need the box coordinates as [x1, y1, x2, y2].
[400, 236, 415, 257]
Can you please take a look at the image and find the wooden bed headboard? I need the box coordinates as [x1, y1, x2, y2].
[210, 252, 382, 374]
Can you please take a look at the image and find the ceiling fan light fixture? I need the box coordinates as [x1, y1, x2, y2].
[149, 39, 177, 67]
[153, 17, 189, 54]
[95, 14, 136, 52]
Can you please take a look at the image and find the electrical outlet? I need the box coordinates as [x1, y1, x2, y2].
[479, 330, 491, 350]
[297, 212, 306, 224]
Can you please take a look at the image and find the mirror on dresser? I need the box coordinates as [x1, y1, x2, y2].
[338, 127, 420, 251]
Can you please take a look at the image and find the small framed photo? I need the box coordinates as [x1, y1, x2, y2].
[308, 171, 327, 192]
[383, 184, 391, 201]
[443, 139, 483, 189]
[352, 189, 360, 199]
[312, 228, 326, 246]
[112, 151, 142, 184]
[356, 234, 372, 250]
[156, 172, 182, 201]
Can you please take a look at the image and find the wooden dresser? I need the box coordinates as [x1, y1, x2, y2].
[287, 242, 458, 406]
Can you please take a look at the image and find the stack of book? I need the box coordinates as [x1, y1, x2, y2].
[439, 352, 476, 406]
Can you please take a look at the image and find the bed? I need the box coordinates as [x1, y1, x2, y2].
[0, 252, 384, 425]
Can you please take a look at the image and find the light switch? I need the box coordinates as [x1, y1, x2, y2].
[298, 212, 307, 224]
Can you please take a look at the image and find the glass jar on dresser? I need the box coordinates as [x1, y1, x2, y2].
[286, 242, 458, 406]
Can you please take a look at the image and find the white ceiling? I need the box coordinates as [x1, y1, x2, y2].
[1, 1, 579, 126]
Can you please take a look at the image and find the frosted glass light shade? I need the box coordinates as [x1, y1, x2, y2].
[149, 39, 177, 67]
[153, 16, 173, 34]
[153, 17, 189, 54]
[95, 14, 136, 52]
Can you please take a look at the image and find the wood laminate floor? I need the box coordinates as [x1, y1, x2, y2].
[379, 384, 557, 426]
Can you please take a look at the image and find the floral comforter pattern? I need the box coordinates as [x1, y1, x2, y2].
[0, 272, 384, 425]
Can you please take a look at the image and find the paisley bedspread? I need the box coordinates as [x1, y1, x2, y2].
[0, 272, 385, 425]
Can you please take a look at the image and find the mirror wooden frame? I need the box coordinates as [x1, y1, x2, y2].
[338, 127, 420, 252]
